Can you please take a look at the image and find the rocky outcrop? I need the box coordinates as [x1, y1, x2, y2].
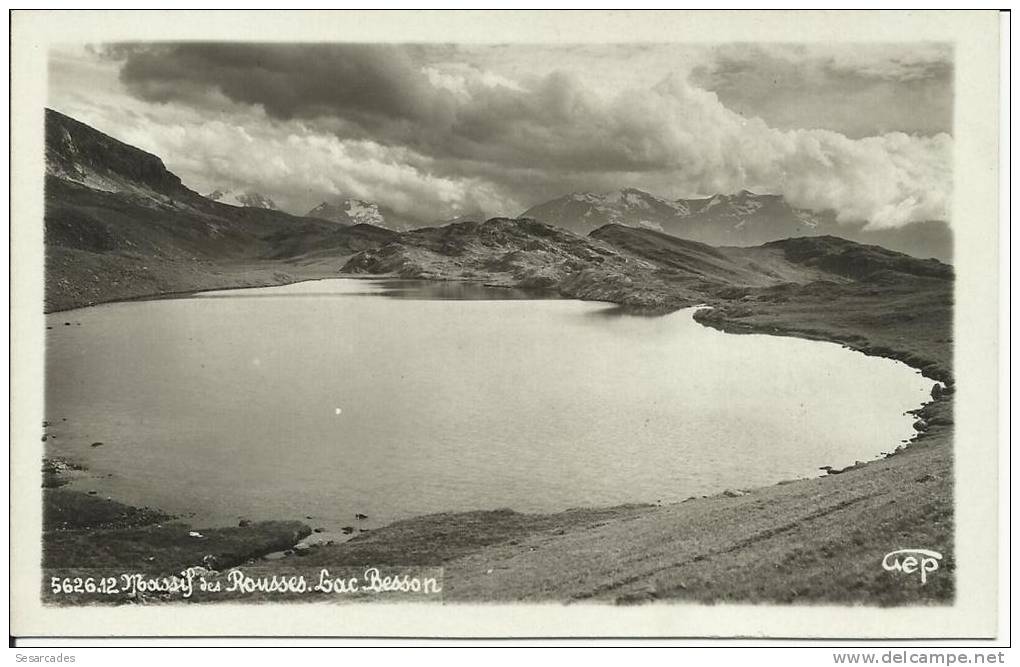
[341, 217, 636, 289]
[46, 109, 190, 197]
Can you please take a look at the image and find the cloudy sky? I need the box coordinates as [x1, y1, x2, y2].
[48, 42, 953, 227]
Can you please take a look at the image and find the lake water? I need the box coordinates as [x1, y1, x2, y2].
[45, 278, 933, 537]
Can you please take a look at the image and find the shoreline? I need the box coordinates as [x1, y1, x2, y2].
[44, 272, 568, 315]
[41, 272, 954, 605]
[43, 261, 348, 315]
[692, 308, 952, 385]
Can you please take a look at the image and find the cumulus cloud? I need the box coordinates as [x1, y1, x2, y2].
[62, 42, 953, 227]
[690, 43, 953, 138]
[48, 80, 515, 219]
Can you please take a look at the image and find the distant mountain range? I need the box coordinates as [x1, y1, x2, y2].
[51, 102, 946, 262]
[42, 107, 954, 314]
[523, 189, 819, 239]
[213, 183, 951, 262]
[206, 181, 951, 262]
[521, 188, 951, 262]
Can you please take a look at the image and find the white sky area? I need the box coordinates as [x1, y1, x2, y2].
[47, 42, 953, 227]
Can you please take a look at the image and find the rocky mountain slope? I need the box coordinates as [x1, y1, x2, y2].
[522, 188, 952, 262]
[46, 109, 192, 200]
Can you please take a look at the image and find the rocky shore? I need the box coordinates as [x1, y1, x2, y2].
[41, 460, 312, 604]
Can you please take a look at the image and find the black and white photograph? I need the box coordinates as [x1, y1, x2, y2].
[9, 9, 1005, 643]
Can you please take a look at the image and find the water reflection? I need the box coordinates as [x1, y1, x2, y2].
[371, 279, 563, 301]
[183, 278, 562, 303]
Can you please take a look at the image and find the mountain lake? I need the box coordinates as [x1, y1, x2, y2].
[44, 278, 934, 540]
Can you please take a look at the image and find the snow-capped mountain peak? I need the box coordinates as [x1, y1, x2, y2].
[523, 188, 692, 235]
[206, 189, 278, 210]
[306, 198, 420, 231]
[522, 188, 845, 247]
[342, 199, 384, 226]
